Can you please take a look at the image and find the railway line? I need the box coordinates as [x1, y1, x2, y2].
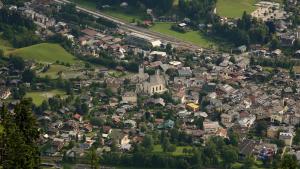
[54, 0, 203, 51]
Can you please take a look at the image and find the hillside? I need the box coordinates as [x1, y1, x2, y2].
[8, 43, 76, 64]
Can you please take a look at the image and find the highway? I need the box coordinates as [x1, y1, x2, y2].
[54, 0, 203, 51]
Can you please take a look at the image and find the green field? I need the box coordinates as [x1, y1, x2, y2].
[108, 71, 126, 78]
[152, 145, 193, 156]
[69, 0, 96, 10]
[8, 43, 76, 64]
[38, 64, 84, 79]
[38, 64, 69, 79]
[232, 160, 266, 169]
[150, 22, 217, 48]
[102, 10, 142, 23]
[216, 0, 258, 18]
[25, 90, 66, 106]
[70, 0, 142, 22]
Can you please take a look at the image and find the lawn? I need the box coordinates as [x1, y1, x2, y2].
[8, 43, 76, 64]
[69, 0, 142, 22]
[69, 0, 96, 10]
[150, 22, 217, 48]
[216, 0, 258, 18]
[25, 89, 66, 106]
[38, 64, 85, 79]
[102, 9, 143, 23]
[263, 66, 274, 73]
[152, 145, 193, 156]
[38, 64, 69, 79]
[232, 161, 266, 169]
[108, 71, 126, 78]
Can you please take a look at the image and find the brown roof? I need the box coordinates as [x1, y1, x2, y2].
[103, 126, 112, 134]
[81, 28, 98, 37]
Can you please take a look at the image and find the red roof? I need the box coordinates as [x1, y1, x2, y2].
[73, 113, 81, 120]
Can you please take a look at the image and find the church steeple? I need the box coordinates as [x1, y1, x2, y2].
[139, 64, 144, 76]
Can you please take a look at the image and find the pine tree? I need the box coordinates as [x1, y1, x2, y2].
[0, 99, 40, 169]
[87, 148, 99, 169]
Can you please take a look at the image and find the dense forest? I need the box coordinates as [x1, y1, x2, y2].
[0, 99, 41, 169]
[0, 8, 40, 48]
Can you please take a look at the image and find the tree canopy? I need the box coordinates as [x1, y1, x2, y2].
[0, 99, 40, 169]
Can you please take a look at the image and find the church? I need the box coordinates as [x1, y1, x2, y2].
[137, 65, 168, 95]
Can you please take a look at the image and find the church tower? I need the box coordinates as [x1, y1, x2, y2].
[139, 64, 144, 76]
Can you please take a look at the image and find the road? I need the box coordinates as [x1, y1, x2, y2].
[53, 0, 203, 51]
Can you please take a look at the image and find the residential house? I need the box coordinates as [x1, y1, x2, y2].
[81, 28, 98, 38]
[110, 129, 130, 147]
[235, 45, 247, 53]
[290, 113, 300, 126]
[149, 51, 167, 61]
[279, 132, 294, 146]
[177, 109, 192, 119]
[145, 98, 165, 106]
[171, 86, 186, 103]
[65, 147, 85, 159]
[221, 113, 233, 127]
[238, 139, 257, 157]
[103, 126, 112, 135]
[219, 84, 235, 94]
[280, 34, 295, 47]
[124, 120, 137, 128]
[105, 77, 124, 93]
[73, 114, 82, 122]
[0, 88, 11, 99]
[169, 61, 182, 68]
[48, 138, 64, 155]
[203, 121, 220, 134]
[158, 119, 175, 129]
[185, 129, 204, 143]
[267, 126, 280, 138]
[186, 103, 200, 112]
[270, 104, 286, 123]
[178, 67, 193, 77]
[122, 92, 137, 104]
[216, 128, 228, 138]
[255, 143, 278, 160]
[238, 113, 256, 128]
